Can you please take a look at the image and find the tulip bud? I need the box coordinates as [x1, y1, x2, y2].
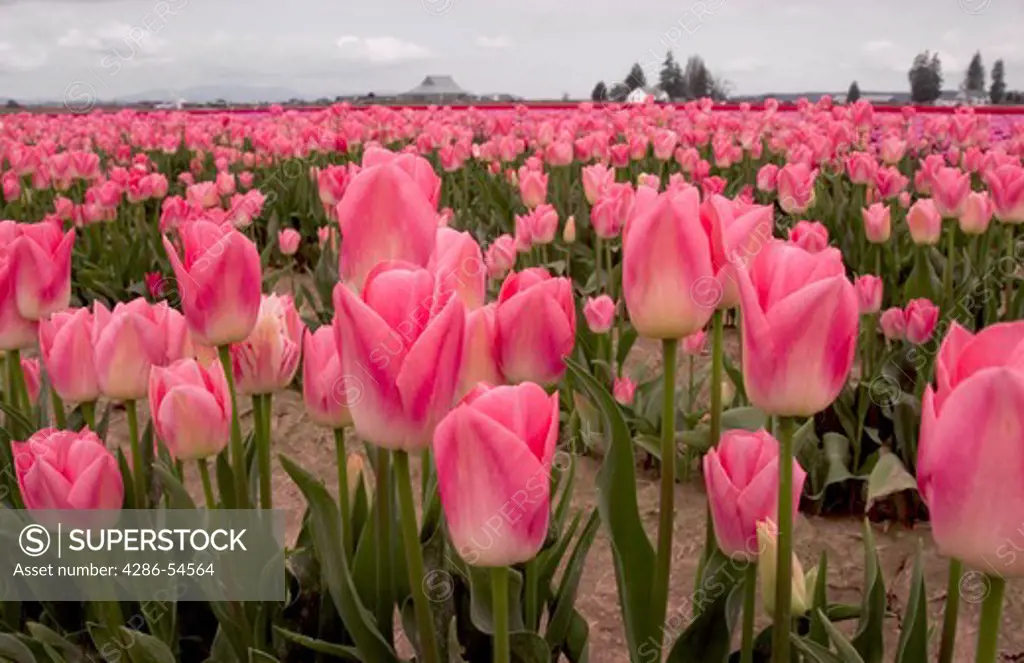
[613, 376, 636, 405]
[907, 199, 942, 245]
[958, 191, 993, 235]
[879, 307, 907, 341]
[757, 520, 810, 620]
[855, 275, 883, 315]
[563, 215, 576, 243]
[905, 298, 939, 345]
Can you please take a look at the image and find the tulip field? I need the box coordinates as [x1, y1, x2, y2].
[2, 98, 1024, 663]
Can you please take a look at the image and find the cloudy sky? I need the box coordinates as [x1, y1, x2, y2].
[1, 0, 1022, 101]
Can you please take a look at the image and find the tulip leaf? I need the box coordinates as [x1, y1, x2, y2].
[566, 358, 656, 659]
[721, 354, 748, 406]
[463, 564, 525, 635]
[152, 463, 197, 510]
[790, 634, 847, 663]
[351, 460, 398, 639]
[247, 650, 279, 663]
[808, 550, 830, 646]
[279, 454, 400, 663]
[538, 511, 582, 599]
[510, 632, 550, 663]
[562, 612, 590, 663]
[804, 433, 857, 501]
[24, 623, 76, 656]
[0, 633, 36, 663]
[851, 520, 886, 663]
[895, 543, 928, 663]
[121, 628, 177, 663]
[215, 451, 236, 509]
[546, 509, 599, 648]
[116, 448, 136, 510]
[817, 610, 867, 663]
[665, 555, 743, 663]
[616, 326, 639, 371]
[865, 450, 917, 513]
[273, 627, 362, 662]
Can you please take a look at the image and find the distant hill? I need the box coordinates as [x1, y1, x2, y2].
[116, 84, 306, 104]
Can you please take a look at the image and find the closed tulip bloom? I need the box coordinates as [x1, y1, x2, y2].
[562, 215, 577, 243]
[591, 183, 635, 239]
[906, 199, 942, 245]
[776, 163, 817, 215]
[959, 191, 993, 235]
[652, 129, 678, 161]
[302, 326, 353, 429]
[700, 196, 775, 311]
[584, 295, 616, 334]
[862, 203, 892, 243]
[93, 299, 187, 401]
[335, 159, 438, 290]
[21, 356, 40, 406]
[496, 268, 575, 385]
[333, 262, 465, 451]
[230, 294, 303, 395]
[486, 235, 517, 280]
[429, 228, 486, 311]
[682, 329, 707, 355]
[756, 164, 779, 192]
[434, 382, 557, 566]
[787, 221, 829, 253]
[361, 146, 441, 208]
[985, 164, 1024, 224]
[931, 167, 971, 219]
[528, 205, 559, 245]
[918, 321, 1024, 577]
[757, 520, 810, 618]
[12, 428, 123, 510]
[278, 228, 301, 255]
[582, 163, 614, 204]
[880, 135, 907, 165]
[704, 429, 806, 561]
[39, 307, 100, 403]
[855, 275, 883, 315]
[518, 167, 548, 209]
[613, 376, 637, 405]
[845, 152, 878, 185]
[163, 220, 262, 347]
[9, 220, 75, 320]
[737, 240, 858, 417]
[458, 303, 503, 400]
[148, 359, 231, 461]
[879, 307, 907, 341]
[904, 298, 939, 345]
[0, 225, 37, 351]
[624, 186, 717, 338]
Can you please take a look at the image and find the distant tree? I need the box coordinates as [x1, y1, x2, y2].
[659, 51, 686, 100]
[683, 56, 713, 99]
[963, 51, 986, 99]
[5, 99, 19, 109]
[591, 81, 608, 102]
[625, 63, 647, 92]
[991, 59, 1007, 104]
[608, 82, 630, 102]
[909, 50, 943, 103]
[847, 81, 861, 103]
[708, 74, 730, 101]
[561, 92, 571, 102]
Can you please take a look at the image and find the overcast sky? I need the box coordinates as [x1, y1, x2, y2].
[1, 0, 1022, 101]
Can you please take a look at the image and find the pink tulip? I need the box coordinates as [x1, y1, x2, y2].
[854, 275, 883, 315]
[9, 220, 75, 321]
[985, 164, 1024, 224]
[931, 167, 971, 218]
[756, 164, 779, 192]
[496, 268, 575, 385]
[2, 171, 20, 202]
[652, 130, 678, 161]
[701, 196, 774, 310]
[862, 203, 892, 243]
[563, 216, 577, 243]
[591, 183, 635, 239]
[361, 146, 441, 208]
[335, 158, 438, 290]
[187, 182, 220, 208]
[776, 163, 817, 215]
[584, 295, 615, 334]
[845, 153, 878, 185]
[12, 428, 123, 510]
[704, 429, 806, 561]
[875, 167, 909, 201]
[624, 186, 717, 338]
[302, 326, 353, 429]
[582, 164, 614, 204]
[518, 167, 548, 209]
[21, 356, 40, 406]
[333, 262, 465, 451]
[904, 298, 939, 345]
[317, 165, 351, 206]
[429, 228, 486, 311]
[163, 220, 262, 347]
[278, 229, 301, 256]
[485, 235, 517, 280]
[148, 359, 231, 460]
[682, 330, 707, 356]
[38, 307, 100, 403]
[458, 303, 503, 400]
[215, 171, 236, 198]
[433, 382, 557, 566]
[959, 191, 993, 235]
[230, 294, 303, 395]
[92, 299, 191, 401]
[879, 135, 907, 165]
[918, 321, 1024, 576]
[736, 240, 858, 416]
[906, 199, 942, 245]
[787, 221, 829, 253]
[524, 205, 559, 246]
[613, 376, 637, 405]
[879, 307, 907, 341]
[0, 224, 36, 351]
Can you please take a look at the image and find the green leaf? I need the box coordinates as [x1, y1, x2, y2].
[0, 633, 37, 663]
[248, 650, 278, 663]
[805, 433, 858, 501]
[808, 550, 830, 646]
[865, 450, 918, 513]
[565, 359, 656, 657]
[122, 629, 176, 663]
[273, 627, 362, 661]
[152, 463, 197, 510]
[25, 622, 76, 656]
[215, 451, 236, 509]
[616, 327, 639, 371]
[511, 632, 550, 663]
[117, 448, 136, 509]
[465, 565, 525, 635]
[851, 521, 886, 663]
[546, 510, 600, 648]
[817, 610, 867, 663]
[538, 511, 582, 598]
[665, 557, 742, 663]
[279, 455, 400, 663]
[895, 543, 928, 663]
[562, 612, 590, 663]
[790, 634, 846, 663]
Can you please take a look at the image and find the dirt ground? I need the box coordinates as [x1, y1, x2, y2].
[101, 329, 1023, 663]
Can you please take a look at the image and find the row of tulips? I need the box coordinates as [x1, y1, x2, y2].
[1, 99, 1023, 663]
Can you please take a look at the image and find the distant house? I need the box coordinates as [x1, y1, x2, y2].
[400, 75, 473, 103]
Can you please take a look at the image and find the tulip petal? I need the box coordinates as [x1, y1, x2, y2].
[66, 456, 124, 510]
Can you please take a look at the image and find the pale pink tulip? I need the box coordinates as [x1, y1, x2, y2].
[904, 298, 939, 345]
[278, 229, 301, 256]
[854, 275, 883, 314]
[485, 235, 517, 279]
[13, 428, 123, 510]
[148, 359, 231, 460]
[495, 268, 575, 386]
[230, 294, 303, 395]
[906, 199, 942, 245]
[862, 203, 892, 243]
[613, 376, 637, 405]
[931, 167, 971, 218]
[9, 220, 75, 321]
[458, 303, 503, 400]
[788, 221, 829, 253]
[429, 228, 486, 311]
[959, 191, 993, 235]
[985, 164, 1024, 224]
[879, 307, 907, 341]
[302, 326, 353, 429]
[38, 307, 99, 403]
[584, 295, 616, 334]
[776, 163, 817, 215]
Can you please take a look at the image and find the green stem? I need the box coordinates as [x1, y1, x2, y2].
[975, 575, 1005, 663]
[7, 349, 29, 418]
[375, 447, 393, 626]
[126, 400, 145, 509]
[938, 559, 963, 663]
[524, 558, 539, 631]
[1002, 225, 1015, 321]
[771, 416, 796, 662]
[740, 561, 757, 663]
[334, 428, 352, 556]
[198, 459, 216, 509]
[651, 337, 678, 652]
[217, 345, 248, 508]
[595, 236, 604, 290]
[710, 311, 724, 446]
[393, 451, 440, 663]
[82, 400, 97, 432]
[50, 388, 66, 429]
[491, 565, 511, 663]
[253, 393, 273, 510]
[944, 223, 956, 312]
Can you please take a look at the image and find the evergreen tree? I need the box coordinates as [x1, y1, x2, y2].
[991, 59, 1007, 104]
[608, 82, 630, 102]
[963, 51, 986, 98]
[683, 56, 712, 99]
[625, 63, 647, 92]
[591, 81, 608, 102]
[659, 51, 686, 100]
[847, 81, 861, 103]
[909, 50, 943, 103]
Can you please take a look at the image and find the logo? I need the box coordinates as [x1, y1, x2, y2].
[19, 524, 51, 557]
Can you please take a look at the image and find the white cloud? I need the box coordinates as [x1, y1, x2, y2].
[722, 56, 766, 73]
[335, 35, 431, 63]
[475, 35, 511, 48]
[862, 39, 893, 54]
[56, 23, 171, 66]
[0, 41, 47, 71]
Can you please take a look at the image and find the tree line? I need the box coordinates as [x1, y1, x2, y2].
[591, 52, 728, 102]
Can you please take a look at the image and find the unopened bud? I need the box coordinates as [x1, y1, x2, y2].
[563, 215, 577, 243]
